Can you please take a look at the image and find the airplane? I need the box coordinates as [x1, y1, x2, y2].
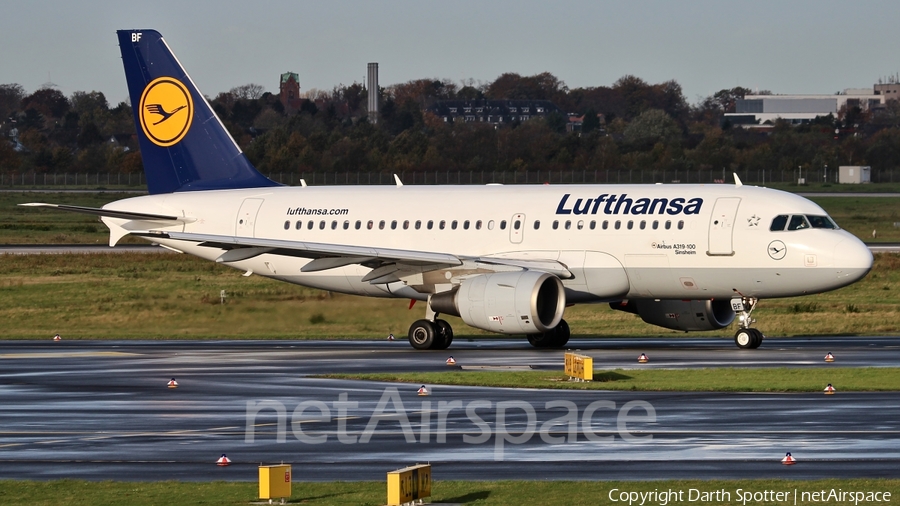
[23, 30, 874, 351]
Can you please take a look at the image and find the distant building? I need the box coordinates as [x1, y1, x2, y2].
[724, 85, 893, 128]
[565, 112, 605, 133]
[425, 100, 561, 127]
[279, 72, 302, 112]
[839, 166, 871, 184]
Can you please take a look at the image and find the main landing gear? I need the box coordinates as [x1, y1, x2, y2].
[527, 319, 570, 348]
[408, 318, 453, 350]
[732, 296, 763, 349]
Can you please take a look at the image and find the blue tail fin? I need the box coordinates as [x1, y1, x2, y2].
[117, 30, 279, 195]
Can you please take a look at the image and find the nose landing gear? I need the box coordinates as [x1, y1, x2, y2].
[732, 296, 763, 349]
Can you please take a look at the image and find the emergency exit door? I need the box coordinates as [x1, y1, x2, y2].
[509, 213, 525, 244]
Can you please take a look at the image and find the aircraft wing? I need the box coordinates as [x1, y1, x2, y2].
[132, 230, 573, 281]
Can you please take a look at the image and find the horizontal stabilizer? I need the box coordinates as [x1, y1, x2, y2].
[19, 203, 194, 223]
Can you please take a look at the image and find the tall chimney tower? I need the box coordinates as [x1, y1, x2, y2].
[367, 63, 379, 124]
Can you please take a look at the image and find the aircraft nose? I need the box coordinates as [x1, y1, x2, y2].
[834, 237, 874, 282]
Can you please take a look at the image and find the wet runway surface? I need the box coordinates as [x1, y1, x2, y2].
[1, 337, 898, 481]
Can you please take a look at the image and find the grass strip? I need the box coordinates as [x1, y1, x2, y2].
[1, 252, 899, 340]
[0, 479, 898, 505]
[319, 367, 900, 392]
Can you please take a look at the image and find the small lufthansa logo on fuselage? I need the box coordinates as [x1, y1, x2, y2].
[139, 77, 193, 147]
[768, 240, 787, 260]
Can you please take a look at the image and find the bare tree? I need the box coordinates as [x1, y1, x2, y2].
[229, 83, 265, 100]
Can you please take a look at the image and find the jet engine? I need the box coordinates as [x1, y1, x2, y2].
[610, 299, 735, 331]
[430, 271, 566, 334]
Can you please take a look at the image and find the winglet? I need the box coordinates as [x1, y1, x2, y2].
[300, 179, 308, 187]
[733, 173, 743, 187]
[393, 174, 404, 187]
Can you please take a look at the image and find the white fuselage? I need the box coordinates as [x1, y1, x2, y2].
[103, 183, 873, 303]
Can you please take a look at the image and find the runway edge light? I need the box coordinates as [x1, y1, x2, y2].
[781, 452, 796, 465]
[825, 352, 835, 362]
[446, 356, 456, 366]
[167, 378, 178, 389]
[638, 353, 649, 363]
[53, 334, 61, 341]
[417, 385, 430, 396]
[216, 454, 231, 466]
[824, 383, 836, 395]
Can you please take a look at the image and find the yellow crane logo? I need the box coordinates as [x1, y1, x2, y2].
[139, 77, 193, 147]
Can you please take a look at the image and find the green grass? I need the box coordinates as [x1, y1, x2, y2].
[808, 196, 900, 242]
[320, 367, 900, 392]
[0, 479, 897, 505]
[1, 252, 899, 340]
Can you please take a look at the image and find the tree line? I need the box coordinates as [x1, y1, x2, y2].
[4, 73, 900, 180]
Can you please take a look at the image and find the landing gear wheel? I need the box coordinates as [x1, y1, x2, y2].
[748, 328, 763, 349]
[549, 320, 570, 348]
[528, 320, 570, 348]
[433, 319, 454, 350]
[734, 328, 755, 349]
[408, 319, 436, 350]
[527, 332, 552, 348]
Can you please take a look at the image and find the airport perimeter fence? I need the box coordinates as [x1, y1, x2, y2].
[1, 168, 898, 189]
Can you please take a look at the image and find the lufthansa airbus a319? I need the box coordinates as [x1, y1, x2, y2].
[23, 30, 874, 350]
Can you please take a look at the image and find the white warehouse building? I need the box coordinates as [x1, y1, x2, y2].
[724, 86, 892, 126]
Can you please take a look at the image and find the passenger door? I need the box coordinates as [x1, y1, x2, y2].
[235, 198, 264, 237]
[707, 197, 741, 255]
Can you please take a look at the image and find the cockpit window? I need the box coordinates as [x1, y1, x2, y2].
[807, 215, 838, 229]
[770, 215, 788, 231]
[772, 214, 838, 232]
[787, 215, 810, 231]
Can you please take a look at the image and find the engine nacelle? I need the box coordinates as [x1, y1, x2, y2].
[431, 271, 566, 334]
[610, 299, 735, 331]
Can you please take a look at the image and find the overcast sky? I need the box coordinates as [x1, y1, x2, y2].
[3, 0, 899, 106]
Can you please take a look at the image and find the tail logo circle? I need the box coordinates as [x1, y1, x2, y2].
[139, 77, 193, 147]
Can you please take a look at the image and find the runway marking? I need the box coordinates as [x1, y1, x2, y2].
[0, 352, 138, 359]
